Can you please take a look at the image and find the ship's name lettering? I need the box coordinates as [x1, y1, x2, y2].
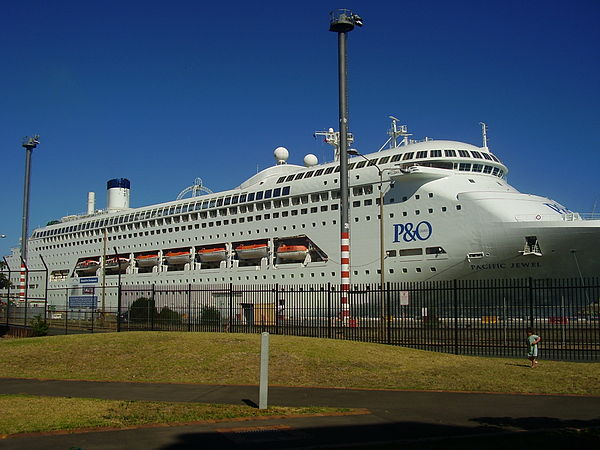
[544, 203, 570, 214]
[470, 262, 541, 271]
[393, 221, 432, 243]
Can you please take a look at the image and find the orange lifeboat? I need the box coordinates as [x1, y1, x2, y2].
[276, 245, 308, 262]
[198, 247, 227, 263]
[75, 259, 100, 275]
[236, 243, 268, 260]
[135, 253, 160, 267]
[105, 257, 130, 270]
[164, 250, 191, 265]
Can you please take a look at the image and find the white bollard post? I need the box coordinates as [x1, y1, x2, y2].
[259, 332, 269, 409]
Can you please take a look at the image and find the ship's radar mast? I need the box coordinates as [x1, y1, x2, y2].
[314, 128, 354, 162]
[376, 116, 412, 151]
[480, 122, 489, 148]
[176, 177, 213, 200]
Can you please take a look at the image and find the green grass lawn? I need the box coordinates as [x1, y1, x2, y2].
[1, 332, 598, 395]
[0, 394, 345, 436]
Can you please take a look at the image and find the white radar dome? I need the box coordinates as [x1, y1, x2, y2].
[303, 154, 318, 167]
[274, 146, 289, 164]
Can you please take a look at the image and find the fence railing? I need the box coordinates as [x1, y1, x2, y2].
[1, 278, 599, 361]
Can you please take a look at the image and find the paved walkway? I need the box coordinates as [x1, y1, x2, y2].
[1, 378, 599, 449]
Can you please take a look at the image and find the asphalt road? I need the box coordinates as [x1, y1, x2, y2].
[1, 378, 599, 449]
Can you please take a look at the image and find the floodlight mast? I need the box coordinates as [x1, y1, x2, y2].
[329, 9, 362, 322]
[20, 135, 40, 264]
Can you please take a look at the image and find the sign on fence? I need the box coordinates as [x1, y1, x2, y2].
[68, 296, 98, 308]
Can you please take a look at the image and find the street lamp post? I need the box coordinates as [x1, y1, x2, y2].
[20, 135, 40, 264]
[329, 9, 362, 322]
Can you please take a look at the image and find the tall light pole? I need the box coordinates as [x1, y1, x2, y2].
[349, 149, 400, 333]
[20, 135, 40, 264]
[329, 9, 362, 322]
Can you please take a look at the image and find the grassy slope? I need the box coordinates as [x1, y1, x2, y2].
[0, 332, 598, 395]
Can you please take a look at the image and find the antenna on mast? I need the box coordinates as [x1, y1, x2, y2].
[314, 128, 354, 162]
[480, 122, 489, 148]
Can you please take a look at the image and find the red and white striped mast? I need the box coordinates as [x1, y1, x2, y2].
[329, 10, 362, 322]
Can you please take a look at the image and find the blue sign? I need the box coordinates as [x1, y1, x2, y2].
[393, 221, 433, 243]
[69, 296, 98, 308]
[80, 277, 99, 284]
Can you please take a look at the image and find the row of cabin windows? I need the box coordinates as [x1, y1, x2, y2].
[275, 149, 501, 184]
[35, 184, 374, 242]
[34, 185, 293, 238]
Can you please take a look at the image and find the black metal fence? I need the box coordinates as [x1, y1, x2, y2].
[3, 278, 598, 361]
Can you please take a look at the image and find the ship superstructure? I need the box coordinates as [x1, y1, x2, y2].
[4, 121, 600, 308]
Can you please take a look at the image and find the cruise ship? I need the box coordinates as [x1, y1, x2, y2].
[4, 119, 600, 309]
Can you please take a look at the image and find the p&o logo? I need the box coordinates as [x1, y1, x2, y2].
[393, 221, 433, 242]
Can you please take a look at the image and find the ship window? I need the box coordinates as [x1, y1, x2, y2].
[168, 206, 175, 215]
[282, 186, 290, 196]
[364, 199, 372, 206]
[482, 153, 492, 160]
[355, 161, 366, 169]
[490, 154, 500, 162]
[291, 210, 298, 216]
[367, 159, 378, 166]
[347, 162, 356, 170]
[216, 198, 223, 207]
[247, 193, 255, 202]
[469, 179, 475, 183]
[175, 205, 182, 214]
[426, 246, 446, 255]
[472, 163, 483, 172]
[270, 188, 280, 197]
[444, 149, 456, 157]
[400, 248, 422, 256]
[231, 195, 239, 204]
[458, 150, 470, 157]
[483, 165, 493, 174]
[285, 175, 295, 182]
[492, 167, 499, 176]
[334, 166, 341, 172]
[353, 201, 360, 207]
[459, 163, 471, 171]
[304, 171, 315, 178]
[416, 151, 427, 159]
[239, 194, 247, 203]
[379, 156, 391, 164]
[209, 199, 217, 208]
[430, 150, 442, 157]
[256, 191, 263, 200]
[353, 187, 363, 196]
[391, 154, 402, 162]
[314, 168, 325, 176]
[294, 173, 305, 180]
[456, 205, 462, 210]
[277, 176, 286, 183]
[402, 152, 414, 160]
[324, 167, 334, 174]
[264, 190, 272, 199]
[498, 170, 504, 177]
[470, 151, 483, 159]
[223, 197, 231, 206]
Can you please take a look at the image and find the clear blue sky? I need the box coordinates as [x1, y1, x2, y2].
[2, 0, 599, 257]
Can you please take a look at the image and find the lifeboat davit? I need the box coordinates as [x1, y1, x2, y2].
[135, 253, 160, 267]
[164, 250, 192, 265]
[276, 245, 309, 262]
[75, 259, 100, 274]
[236, 243, 268, 260]
[105, 257, 130, 271]
[198, 247, 227, 263]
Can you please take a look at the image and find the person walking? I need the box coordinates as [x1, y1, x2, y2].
[526, 328, 541, 368]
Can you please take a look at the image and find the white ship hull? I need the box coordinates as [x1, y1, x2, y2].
[4, 138, 600, 310]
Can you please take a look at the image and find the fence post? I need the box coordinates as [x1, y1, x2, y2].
[453, 279, 459, 355]
[117, 282, 122, 332]
[188, 283, 192, 332]
[40, 255, 49, 322]
[229, 283, 233, 333]
[22, 260, 29, 327]
[386, 282, 391, 345]
[327, 282, 332, 339]
[275, 284, 279, 335]
[65, 287, 69, 335]
[150, 284, 155, 331]
[4, 258, 11, 326]
[528, 277, 534, 330]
